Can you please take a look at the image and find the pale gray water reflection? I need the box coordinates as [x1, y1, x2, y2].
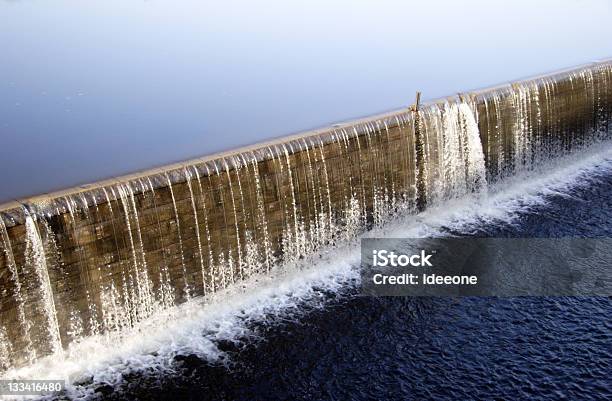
[0, 0, 611, 201]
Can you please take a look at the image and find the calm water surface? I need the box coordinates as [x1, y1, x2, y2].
[1, 0, 612, 201]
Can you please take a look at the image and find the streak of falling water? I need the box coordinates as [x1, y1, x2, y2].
[166, 175, 192, 299]
[231, 155, 253, 276]
[86, 292, 100, 337]
[109, 187, 134, 330]
[414, 107, 440, 204]
[145, 178, 176, 308]
[99, 282, 125, 334]
[458, 102, 487, 192]
[512, 83, 533, 172]
[127, 185, 154, 317]
[249, 151, 274, 272]
[191, 167, 216, 293]
[382, 120, 398, 211]
[72, 194, 102, 338]
[217, 250, 228, 290]
[287, 143, 310, 256]
[371, 121, 393, 228]
[313, 136, 334, 245]
[344, 195, 362, 241]
[300, 138, 321, 248]
[212, 163, 235, 287]
[271, 145, 293, 262]
[334, 131, 354, 230]
[222, 158, 245, 280]
[540, 78, 552, 153]
[237, 154, 264, 276]
[351, 126, 368, 227]
[67, 309, 84, 341]
[316, 136, 334, 239]
[116, 187, 139, 326]
[340, 129, 357, 211]
[399, 114, 422, 208]
[117, 185, 155, 322]
[100, 188, 131, 333]
[64, 196, 93, 342]
[0, 218, 34, 363]
[24, 213, 63, 356]
[84, 193, 103, 336]
[595, 65, 609, 134]
[339, 127, 364, 238]
[365, 122, 383, 223]
[0, 327, 12, 371]
[422, 101, 487, 204]
[492, 93, 506, 176]
[282, 143, 306, 260]
[242, 229, 259, 279]
[532, 82, 543, 159]
[185, 168, 206, 293]
[292, 142, 313, 250]
[482, 95, 493, 172]
[583, 68, 597, 138]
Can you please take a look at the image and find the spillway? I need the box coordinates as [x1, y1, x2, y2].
[0, 60, 611, 372]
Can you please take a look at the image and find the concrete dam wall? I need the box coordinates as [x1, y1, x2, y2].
[1, 61, 611, 371]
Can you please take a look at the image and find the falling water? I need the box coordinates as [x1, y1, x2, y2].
[99, 188, 132, 333]
[315, 136, 335, 244]
[221, 158, 245, 281]
[421, 100, 487, 204]
[0, 327, 12, 371]
[299, 139, 322, 248]
[237, 153, 264, 276]
[276, 145, 299, 262]
[191, 167, 217, 293]
[271, 145, 293, 263]
[65, 195, 104, 340]
[127, 184, 154, 318]
[235, 155, 257, 277]
[285, 143, 309, 258]
[212, 163, 235, 288]
[0, 62, 610, 374]
[117, 185, 155, 322]
[351, 126, 369, 227]
[459, 102, 487, 191]
[142, 177, 175, 309]
[0, 219, 34, 362]
[185, 168, 206, 293]
[248, 151, 274, 272]
[24, 214, 63, 356]
[166, 175, 192, 299]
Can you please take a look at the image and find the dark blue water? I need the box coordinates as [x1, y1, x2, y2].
[2, 1, 612, 202]
[83, 159, 612, 400]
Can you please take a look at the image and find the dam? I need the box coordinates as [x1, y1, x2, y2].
[0, 60, 611, 373]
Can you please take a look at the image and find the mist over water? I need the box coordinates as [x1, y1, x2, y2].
[1, 0, 612, 201]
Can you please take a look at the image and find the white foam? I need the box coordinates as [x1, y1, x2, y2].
[3, 142, 612, 400]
